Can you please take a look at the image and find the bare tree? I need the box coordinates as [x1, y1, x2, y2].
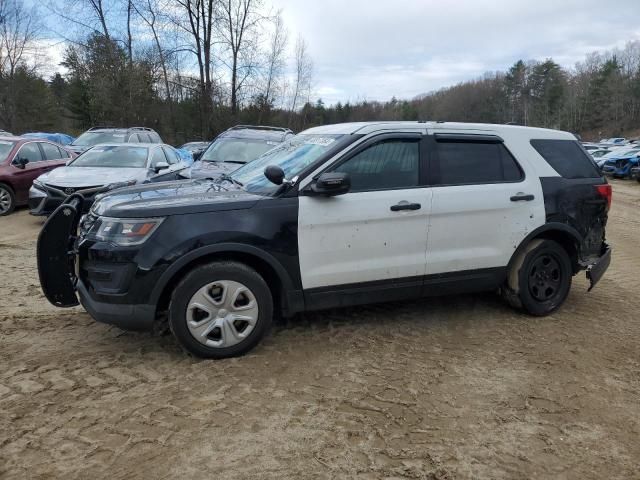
[173, 0, 216, 135]
[217, 0, 264, 115]
[132, 0, 176, 132]
[257, 10, 286, 121]
[0, 0, 39, 77]
[288, 35, 313, 125]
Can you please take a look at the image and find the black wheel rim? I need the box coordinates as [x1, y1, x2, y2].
[528, 253, 563, 302]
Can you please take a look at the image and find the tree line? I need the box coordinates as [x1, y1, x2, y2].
[1, 0, 640, 144]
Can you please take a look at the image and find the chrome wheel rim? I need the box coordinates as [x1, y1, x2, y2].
[0, 187, 11, 214]
[186, 280, 259, 348]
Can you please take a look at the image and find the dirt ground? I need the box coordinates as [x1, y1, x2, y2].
[1, 180, 639, 479]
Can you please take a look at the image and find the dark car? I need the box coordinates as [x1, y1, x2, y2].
[601, 148, 640, 178]
[179, 141, 210, 160]
[67, 126, 162, 156]
[186, 125, 293, 180]
[37, 122, 611, 359]
[0, 137, 75, 215]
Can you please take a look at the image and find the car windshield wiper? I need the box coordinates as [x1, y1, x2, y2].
[219, 173, 243, 187]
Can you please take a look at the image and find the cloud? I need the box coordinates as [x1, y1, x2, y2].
[272, 0, 640, 103]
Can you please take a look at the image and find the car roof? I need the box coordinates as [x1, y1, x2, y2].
[218, 125, 292, 142]
[301, 121, 576, 139]
[89, 142, 166, 148]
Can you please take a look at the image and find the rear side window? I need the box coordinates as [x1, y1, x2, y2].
[433, 140, 523, 185]
[530, 139, 601, 179]
[40, 142, 62, 160]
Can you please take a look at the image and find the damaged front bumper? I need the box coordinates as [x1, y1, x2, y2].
[36, 194, 84, 307]
[586, 244, 612, 292]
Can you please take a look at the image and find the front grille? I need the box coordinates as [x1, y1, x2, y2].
[44, 184, 103, 197]
[616, 159, 628, 169]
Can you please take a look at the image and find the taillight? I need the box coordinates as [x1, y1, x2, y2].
[595, 184, 612, 210]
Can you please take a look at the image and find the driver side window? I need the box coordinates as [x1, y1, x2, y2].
[149, 147, 168, 168]
[332, 139, 420, 192]
[15, 143, 43, 163]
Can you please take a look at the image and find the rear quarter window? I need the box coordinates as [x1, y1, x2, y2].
[530, 139, 601, 179]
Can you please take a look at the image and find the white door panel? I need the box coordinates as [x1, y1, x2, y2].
[299, 189, 432, 289]
[426, 183, 544, 274]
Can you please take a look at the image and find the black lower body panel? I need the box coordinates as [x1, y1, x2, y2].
[77, 280, 156, 331]
[586, 244, 612, 291]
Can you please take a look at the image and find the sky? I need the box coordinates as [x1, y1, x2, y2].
[36, 0, 640, 105]
[269, 0, 640, 104]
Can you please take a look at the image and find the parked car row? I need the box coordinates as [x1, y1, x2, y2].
[0, 123, 298, 216]
[582, 138, 640, 182]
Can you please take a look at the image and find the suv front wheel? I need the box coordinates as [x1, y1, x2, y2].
[507, 239, 572, 316]
[169, 261, 273, 358]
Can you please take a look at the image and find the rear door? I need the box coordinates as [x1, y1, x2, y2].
[162, 146, 188, 178]
[39, 142, 69, 170]
[298, 132, 432, 300]
[424, 131, 544, 277]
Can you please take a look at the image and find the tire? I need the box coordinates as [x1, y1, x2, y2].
[507, 240, 572, 316]
[0, 183, 15, 216]
[169, 261, 273, 359]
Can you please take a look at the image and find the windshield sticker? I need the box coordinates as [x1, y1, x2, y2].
[266, 141, 278, 146]
[0, 141, 12, 145]
[91, 148, 106, 152]
[303, 137, 336, 147]
[112, 134, 126, 138]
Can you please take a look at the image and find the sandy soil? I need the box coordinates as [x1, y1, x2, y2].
[1, 181, 639, 479]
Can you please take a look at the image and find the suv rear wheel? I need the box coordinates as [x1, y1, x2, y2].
[507, 239, 572, 316]
[169, 261, 273, 358]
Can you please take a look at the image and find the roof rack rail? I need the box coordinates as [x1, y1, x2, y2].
[88, 125, 119, 131]
[227, 125, 293, 134]
[130, 126, 153, 131]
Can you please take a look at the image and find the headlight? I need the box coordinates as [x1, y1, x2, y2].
[90, 217, 164, 246]
[33, 179, 45, 189]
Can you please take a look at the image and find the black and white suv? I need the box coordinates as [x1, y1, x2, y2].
[37, 122, 611, 359]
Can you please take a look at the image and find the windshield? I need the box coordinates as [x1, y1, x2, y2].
[231, 134, 347, 196]
[72, 131, 127, 146]
[0, 140, 16, 162]
[70, 145, 148, 168]
[200, 138, 278, 164]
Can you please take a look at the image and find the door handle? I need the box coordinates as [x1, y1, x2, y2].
[510, 194, 535, 202]
[390, 202, 421, 211]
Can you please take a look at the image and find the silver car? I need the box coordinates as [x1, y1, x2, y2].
[29, 143, 188, 215]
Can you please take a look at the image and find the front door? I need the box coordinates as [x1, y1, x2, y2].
[298, 134, 432, 297]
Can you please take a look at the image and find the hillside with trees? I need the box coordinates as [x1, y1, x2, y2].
[1, 0, 640, 143]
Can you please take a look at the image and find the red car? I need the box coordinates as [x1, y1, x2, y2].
[0, 137, 75, 216]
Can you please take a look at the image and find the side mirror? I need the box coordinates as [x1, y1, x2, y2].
[307, 172, 351, 196]
[14, 157, 28, 169]
[153, 161, 169, 173]
[264, 165, 285, 185]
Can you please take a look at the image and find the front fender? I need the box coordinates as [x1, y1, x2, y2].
[149, 242, 296, 306]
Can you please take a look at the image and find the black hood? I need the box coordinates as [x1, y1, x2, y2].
[92, 179, 261, 218]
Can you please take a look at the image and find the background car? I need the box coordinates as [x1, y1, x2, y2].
[0, 130, 13, 137]
[67, 126, 162, 156]
[21, 132, 76, 145]
[174, 147, 195, 167]
[30, 143, 187, 215]
[589, 148, 611, 159]
[600, 147, 640, 177]
[186, 125, 293, 180]
[179, 141, 209, 160]
[0, 137, 75, 216]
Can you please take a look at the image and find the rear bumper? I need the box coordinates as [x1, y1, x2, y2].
[586, 244, 611, 291]
[77, 280, 156, 331]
